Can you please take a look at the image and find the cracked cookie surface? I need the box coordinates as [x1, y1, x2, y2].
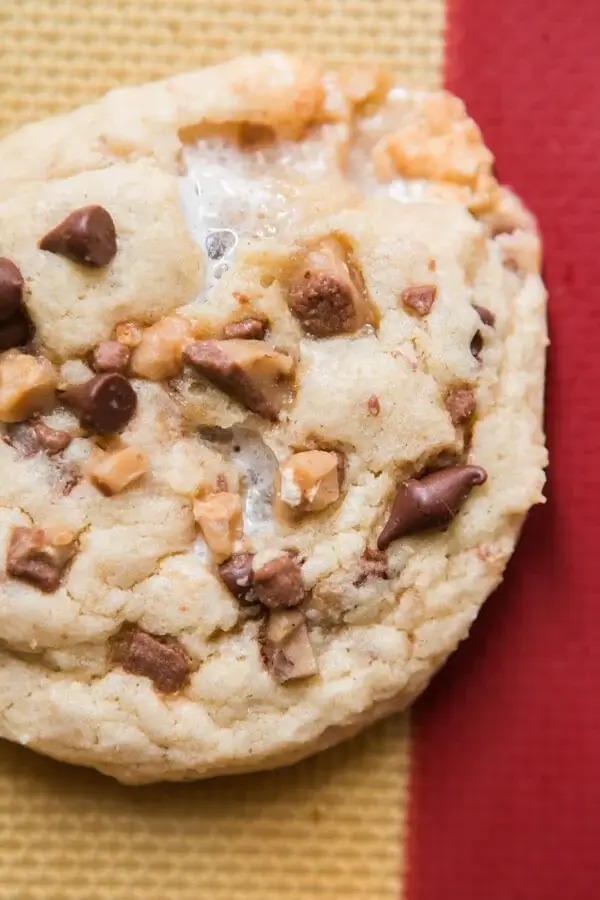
[0, 53, 547, 783]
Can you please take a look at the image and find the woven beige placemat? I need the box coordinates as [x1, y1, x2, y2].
[0, 2, 443, 897]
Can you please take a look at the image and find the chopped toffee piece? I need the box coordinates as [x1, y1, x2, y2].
[353, 547, 389, 587]
[253, 554, 305, 609]
[377, 465, 488, 550]
[89, 445, 147, 495]
[445, 387, 476, 426]
[184, 339, 293, 420]
[34, 421, 72, 454]
[259, 609, 317, 683]
[218, 552, 256, 604]
[6, 525, 77, 592]
[0, 351, 57, 423]
[91, 340, 131, 374]
[277, 450, 341, 515]
[401, 283, 437, 316]
[193, 491, 243, 561]
[473, 305, 496, 327]
[39, 205, 117, 267]
[222, 318, 267, 341]
[0, 258, 25, 323]
[61, 373, 137, 434]
[287, 237, 372, 337]
[114, 321, 142, 348]
[130, 316, 192, 381]
[112, 627, 191, 694]
[367, 394, 381, 416]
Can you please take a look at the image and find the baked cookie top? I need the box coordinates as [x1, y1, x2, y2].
[0, 53, 547, 783]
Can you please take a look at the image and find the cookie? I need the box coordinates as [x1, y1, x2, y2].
[0, 53, 547, 783]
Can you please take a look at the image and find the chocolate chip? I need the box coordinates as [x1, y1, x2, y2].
[0, 259, 33, 351]
[218, 552, 256, 604]
[222, 318, 267, 341]
[259, 609, 317, 683]
[470, 331, 483, 358]
[367, 395, 380, 416]
[253, 554, 305, 609]
[377, 465, 488, 550]
[444, 387, 476, 426]
[353, 547, 389, 587]
[39, 205, 117, 267]
[205, 229, 237, 260]
[401, 284, 437, 316]
[6, 526, 77, 592]
[61, 373, 137, 434]
[33, 421, 72, 454]
[473, 305, 496, 327]
[0, 314, 33, 352]
[184, 339, 292, 421]
[0, 258, 24, 323]
[111, 626, 191, 694]
[91, 340, 131, 373]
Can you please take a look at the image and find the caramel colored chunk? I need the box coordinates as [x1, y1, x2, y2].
[184, 339, 293, 420]
[130, 316, 193, 381]
[401, 284, 437, 316]
[0, 351, 57, 423]
[114, 321, 142, 348]
[193, 492, 243, 561]
[277, 450, 341, 515]
[6, 525, 77, 592]
[253, 554, 305, 609]
[259, 609, 317, 683]
[89, 445, 148, 495]
[112, 626, 191, 694]
[287, 238, 372, 337]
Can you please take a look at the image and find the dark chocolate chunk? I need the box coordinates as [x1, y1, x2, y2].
[218, 552, 256, 604]
[0, 258, 24, 323]
[377, 465, 488, 550]
[91, 340, 131, 373]
[39, 205, 117, 267]
[6, 526, 76, 592]
[112, 627, 191, 694]
[444, 387, 476, 426]
[222, 318, 267, 341]
[253, 554, 305, 610]
[0, 314, 33, 352]
[401, 284, 437, 316]
[61, 373, 137, 434]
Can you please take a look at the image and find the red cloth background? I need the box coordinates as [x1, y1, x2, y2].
[409, 1, 600, 898]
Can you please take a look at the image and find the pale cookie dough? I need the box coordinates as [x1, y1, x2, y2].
[0, 53, 547, 783]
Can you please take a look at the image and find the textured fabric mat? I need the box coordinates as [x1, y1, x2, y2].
[0, 1, 443, 898]
[410, 1, 600, 898]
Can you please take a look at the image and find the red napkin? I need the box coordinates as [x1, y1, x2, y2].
[409, 1, 600, 898]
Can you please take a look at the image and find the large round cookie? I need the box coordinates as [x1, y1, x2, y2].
[0, 53, 547, 783]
